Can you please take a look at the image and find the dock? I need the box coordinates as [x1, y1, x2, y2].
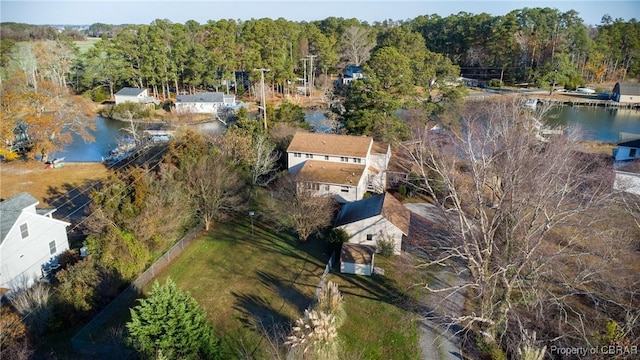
[537, 98, 640, 110]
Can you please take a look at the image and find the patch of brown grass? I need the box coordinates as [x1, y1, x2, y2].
[0, 161, 109, 206]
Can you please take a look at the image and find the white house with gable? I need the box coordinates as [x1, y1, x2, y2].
[286, 132, 391, 202]
[0, 192, 70, 291]
[114, 87, 159, 106]
[334, 192, 410, 255]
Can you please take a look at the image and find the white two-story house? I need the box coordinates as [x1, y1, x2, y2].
[287, 132, 391, 202]
[0, 192, 70, 291]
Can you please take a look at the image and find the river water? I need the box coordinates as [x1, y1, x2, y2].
[55, 106, 640, 162]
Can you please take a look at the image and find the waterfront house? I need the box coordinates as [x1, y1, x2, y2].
[174, 92, 236, 114]
[0, 192, 70, 291]
[114, 87, 158, 106]
[613, 138, 640, 162]
[287, 132, 390, 202]
[334, 192, 410, 255]
[612, 82, 640, 104]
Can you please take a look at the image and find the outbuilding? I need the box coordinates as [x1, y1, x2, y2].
[612, 82, 640, 104]
[340, 244, 375, 276]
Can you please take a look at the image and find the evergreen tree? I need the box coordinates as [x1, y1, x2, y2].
[126, 278, 220, 359]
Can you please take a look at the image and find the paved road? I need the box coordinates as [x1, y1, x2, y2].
[404, 203, 465, 360]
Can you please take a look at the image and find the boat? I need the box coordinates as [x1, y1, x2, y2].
[45, 157, 65, 169]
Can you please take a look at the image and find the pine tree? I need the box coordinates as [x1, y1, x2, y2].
[126, 278, 220, 359]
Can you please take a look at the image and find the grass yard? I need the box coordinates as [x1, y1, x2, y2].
[74, 38, 100, 54]
[329, 256, 422, 359]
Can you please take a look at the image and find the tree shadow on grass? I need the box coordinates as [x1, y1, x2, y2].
[255, 270, 314, 314]
[231, 291, 293, 334]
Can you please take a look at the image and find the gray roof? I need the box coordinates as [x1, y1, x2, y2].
[335, 194, 385, 227]
[617, 82, 640, 96]
[618, 139, 640, 148]
[176, 92, 224, 103]
[1, 192, 38, 243]
[115, 87, 146, 96]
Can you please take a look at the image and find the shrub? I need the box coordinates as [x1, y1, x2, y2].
[488, 79, 503, 88]
[376, 234, 396, 257]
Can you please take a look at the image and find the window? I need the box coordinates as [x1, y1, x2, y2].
[353, 158, 361, 163]
[49, 240, 57, 255]
[305, 153, 314, 159]
[324, 155, 329, 161]
[631, 148, 637, 158]
[293, 152, 302, 158]
[341, 186, 350, 193]
[340, 157, 348, 162]
[305, 182, 319, 190]
[323, 185, 330, 191]
[20, 223, 29, 239]
[366, 234, 374, 241]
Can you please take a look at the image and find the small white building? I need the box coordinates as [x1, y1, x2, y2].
[334, 192, 410, 255]
[287, 132, 390, 202]
[340, 244, 375, 276]
[0, 192, 70, 291]
[114, 87, 158, 106]
[613, 139, 640, 162]
[612, 82, 640, 104]
[614, 161, 640, 195]
[174, 92, 236, 114]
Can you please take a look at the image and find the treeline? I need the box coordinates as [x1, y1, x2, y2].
[1, 8, 638, 98]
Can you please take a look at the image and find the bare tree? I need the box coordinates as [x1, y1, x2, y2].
[402, 97, 614, 356]
[340, 26, 374, 66]
[183, 152, 247, 230]
[271, 174, 337, 241]
[250, 135, 280, 186]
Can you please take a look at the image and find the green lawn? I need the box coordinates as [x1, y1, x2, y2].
[78, 214, 422, 358]
[330, 256, 422, 359]
[74, 39, 100, 54]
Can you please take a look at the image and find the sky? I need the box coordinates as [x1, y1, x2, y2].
[1, 0, 638, 26]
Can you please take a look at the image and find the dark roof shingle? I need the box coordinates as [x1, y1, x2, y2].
[1, 192, 38, 243]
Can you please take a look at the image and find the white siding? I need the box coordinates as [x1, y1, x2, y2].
[614, 171, 640, 195]
[340, 262, 372, 276]
[0, 213, 69, 289]
[174, 102, 220, 114]
[338, 215, 404, 255]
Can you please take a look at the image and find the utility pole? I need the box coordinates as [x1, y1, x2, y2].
[300, 58, 307, 96]
[254, 68, 270, 131]
[305, 54, 317, 98]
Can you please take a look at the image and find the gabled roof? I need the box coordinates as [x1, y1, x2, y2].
[297, 160, 365, 186]
[335, 192, 410, 235]
[618, 139, 640, 148]
[115, 87, 146, 96]
[287, 132, 372, 158]
[176, 92, 225, 103]
[341, 243, 375, 265]
[1, 192, 38, 243]
[617, 82, 640, 96]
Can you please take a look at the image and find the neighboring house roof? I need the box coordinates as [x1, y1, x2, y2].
[618, 139, 640, 148]
[287, 132, 372, 158]
[617, 82, 640, 96]
[335, 192, 410, 235]
[341, 243, 375, 265]
[176, 92, 225, 103]
[115, 87, 146, 96]
[297, 160, 365, 186]
[372, 141, 389, 154]
[0, 192, 39, 243]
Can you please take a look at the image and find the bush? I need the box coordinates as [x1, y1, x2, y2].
[488, 79, 503, 88]
[90, 87, 110, 103]
[376, 235, 396, 257]
[100, 102, 151, 120]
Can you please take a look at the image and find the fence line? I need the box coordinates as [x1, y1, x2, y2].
[71, 226, 202, 358]
[314, 251, 336, 302]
